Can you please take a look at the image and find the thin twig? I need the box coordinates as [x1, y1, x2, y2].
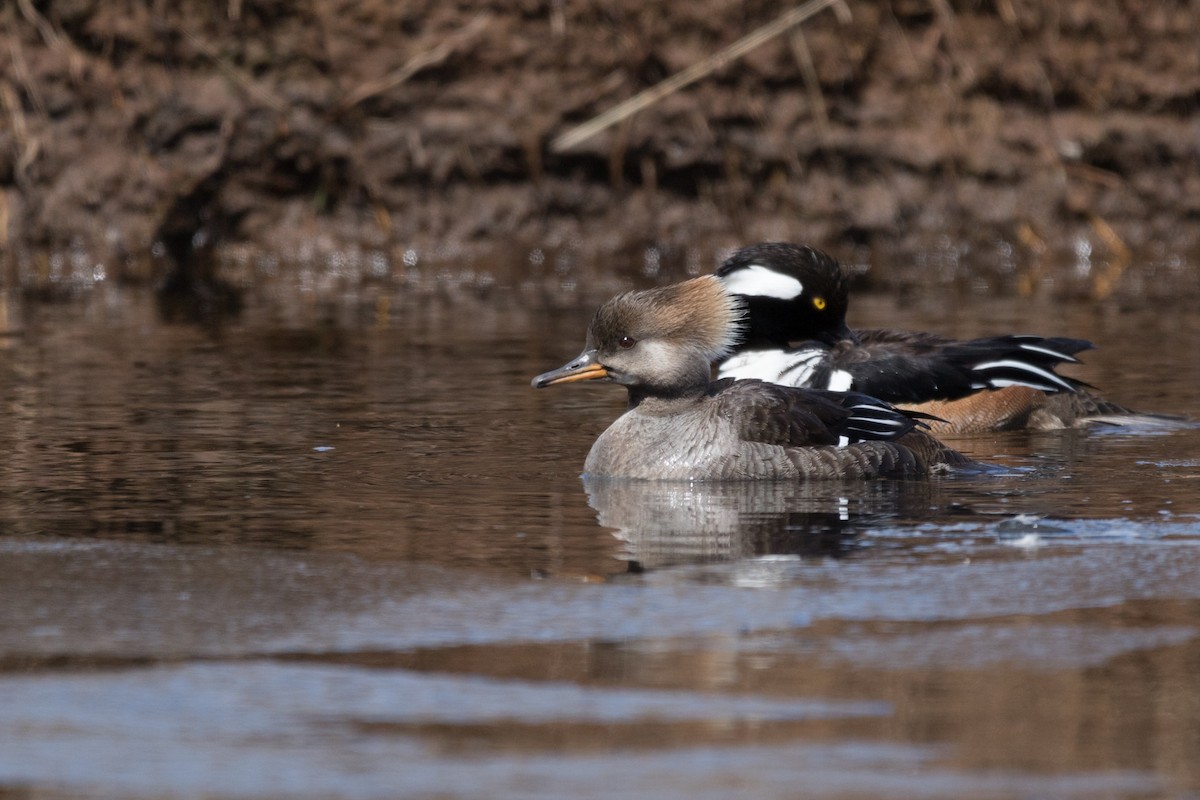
[1089, 215, 1132, 301]
[16, 0, 85, 80]
[339, 13, 492, 112]
[0, 80, 40, 185]
[928, 0, 956, 23]
[1063, 161, 1123, 189]
[994, 0, 1017, 25]
[552, 0, 848, 153]
[8, 39, 46, 117]
[182, 30, 288, 114]
[15, 0, 60, 49]
[787, 29, 828, 130]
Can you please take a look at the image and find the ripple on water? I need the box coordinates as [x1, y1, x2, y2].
[3, 285, 1200, 799]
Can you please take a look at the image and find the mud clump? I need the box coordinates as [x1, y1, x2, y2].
[0, 1, 1197, 298]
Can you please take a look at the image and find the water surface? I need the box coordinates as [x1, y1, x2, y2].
[1, 276, 1198, 799]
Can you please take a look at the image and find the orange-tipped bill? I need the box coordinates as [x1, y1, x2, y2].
[532, 350, 608, 388]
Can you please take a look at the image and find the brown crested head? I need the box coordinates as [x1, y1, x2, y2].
[588, 275, 744, 361]
[531, 275, 743, 396]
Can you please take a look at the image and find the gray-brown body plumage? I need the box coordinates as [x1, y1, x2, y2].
[533, 276, 976, 481]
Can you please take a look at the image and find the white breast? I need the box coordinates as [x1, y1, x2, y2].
[717, 348, 829, 388]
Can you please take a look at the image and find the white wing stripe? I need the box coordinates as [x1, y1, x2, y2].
[972, 359, 1075, 391]
[1017, 342, 1081, 363]
[987, 377, 1061, 392]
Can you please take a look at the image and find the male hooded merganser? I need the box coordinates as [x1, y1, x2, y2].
[532, 276, 975, 480]
[715, 242, 1140, 434]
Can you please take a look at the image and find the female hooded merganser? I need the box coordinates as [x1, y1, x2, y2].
[715, 243, 1140, 434]
[532, 276, 975, 480]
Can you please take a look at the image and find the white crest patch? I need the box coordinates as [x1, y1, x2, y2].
[719, 264, 804, 300]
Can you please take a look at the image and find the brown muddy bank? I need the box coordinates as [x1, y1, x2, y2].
[1, 1, 1197, 299]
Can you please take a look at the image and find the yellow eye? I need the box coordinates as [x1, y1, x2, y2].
[812, 296, 827, 311]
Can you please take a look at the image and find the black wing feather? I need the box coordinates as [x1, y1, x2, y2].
[714, 381, 920, 448]
[840, 332, 1094, 403]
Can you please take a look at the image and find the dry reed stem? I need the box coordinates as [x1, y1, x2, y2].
[15, 0, 59, 50]
[16, 0, 85, 80]
[0, 189, 9, 248]
[182, 30, 288, 115]
[928, 0, 956, 24]
[994, 0, 1018, 25]
[7, 38, 46, 117]
[787, 29, 828, 130]
[1064, 161, 1123, 189]
[0, 80, 40, 185]
[339, 13, 492, 112]
[551, 0, 850, 153]
[1089, 215, 1132, 300]
[550, 0, 566, 37]
[1015, 222, 1047, 297]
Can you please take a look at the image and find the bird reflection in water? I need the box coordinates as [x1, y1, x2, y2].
[584, 477, 953, 574]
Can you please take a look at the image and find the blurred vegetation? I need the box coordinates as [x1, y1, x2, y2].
[0, 0, 1197, 300]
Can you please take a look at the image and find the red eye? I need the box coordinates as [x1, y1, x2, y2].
[618, 336, 637, 349]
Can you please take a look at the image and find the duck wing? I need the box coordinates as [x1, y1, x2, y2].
[711, 379, 920, 448]
[836, 330, 1094, 403]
